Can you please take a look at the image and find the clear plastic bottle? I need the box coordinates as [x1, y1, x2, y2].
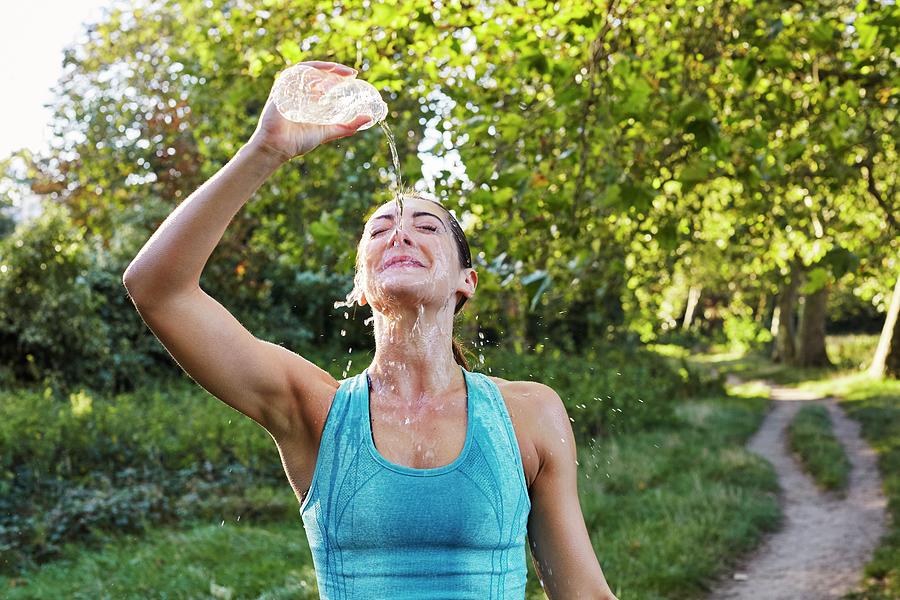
[271, 64, 387, 130]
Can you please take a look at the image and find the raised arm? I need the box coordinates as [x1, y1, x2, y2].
[122, 60, 374, 439]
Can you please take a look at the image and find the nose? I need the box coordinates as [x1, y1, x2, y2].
[387, 223, 413, 246]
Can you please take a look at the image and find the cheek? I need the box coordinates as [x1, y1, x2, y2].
[429, 244, 455, 276]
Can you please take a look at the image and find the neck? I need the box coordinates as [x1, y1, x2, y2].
[367, 301, 463, 404]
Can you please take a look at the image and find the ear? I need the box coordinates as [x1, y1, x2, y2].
[359, 290, 368, 307]
[457, 268, 477, 301]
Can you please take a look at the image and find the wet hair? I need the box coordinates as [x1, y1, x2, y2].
[343, 194, 474, 370]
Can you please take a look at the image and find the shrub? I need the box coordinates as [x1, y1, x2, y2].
[722, 314, 773, 354]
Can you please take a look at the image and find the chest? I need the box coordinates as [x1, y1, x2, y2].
[278, 376, 540, 505]
[368, 393, 467, 470]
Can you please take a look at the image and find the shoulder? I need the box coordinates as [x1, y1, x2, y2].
[485, 375, 566, 417]
[484, 374, 571, 466]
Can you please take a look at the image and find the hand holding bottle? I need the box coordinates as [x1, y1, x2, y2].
[248, 61, 382, 163]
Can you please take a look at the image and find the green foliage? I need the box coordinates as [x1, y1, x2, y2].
[0, 376, 287, 573]
[481, 343, 724, 437]
[0, 203, 108, 388]
[1, 0, 893, 369]
[0, 343, 716, 576]
[0, 378, 277, 489]
[722, 314, 774, 354]
[1, 523, 320, 599]
[0, 202, 190, 393]
[826, 333, 880, 371]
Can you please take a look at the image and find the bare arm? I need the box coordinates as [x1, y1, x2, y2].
[122, 60, 373, 438]
[526, 382, 619, 600]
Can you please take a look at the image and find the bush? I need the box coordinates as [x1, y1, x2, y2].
[0, 203, 175, 395]
[480, 343, 723, 437]
[0, 204, 109, 388]
[722, 314, 772, 354]
[0, 379, 280, 491]
[826, 333, 880, 371]
[0, 461, 287, 575]
[0, 342, 723, 574]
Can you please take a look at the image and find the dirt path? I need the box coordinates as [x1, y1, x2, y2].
[706, 376, 888, 600]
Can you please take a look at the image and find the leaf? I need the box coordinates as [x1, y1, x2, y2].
[621, 180, 655, 211]
[672, 97, 710, 127]
[821, 246, 860, 279]
[276, 39, 302, 64]
[809, 22, 836, 47]
[521, 270, 552, 312]
[527, 51, 550, 75]
[799, 266, 831, 294]
[685, 118, 719, 148]
[678, 159, 712, 185]
[624, 77, 653, 115]
[493, 187, 516, 206]
[856, 22, 878, 49]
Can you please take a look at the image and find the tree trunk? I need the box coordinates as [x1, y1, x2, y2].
[772, 258, 803, 364]
[682, 285, 702, 330]
[869, 272, 900, 378]
[795, 282, 833, 367]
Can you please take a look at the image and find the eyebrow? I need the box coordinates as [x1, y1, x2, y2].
[370, 210, 445, 227]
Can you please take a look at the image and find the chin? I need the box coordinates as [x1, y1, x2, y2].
[367, 288, 446, 313]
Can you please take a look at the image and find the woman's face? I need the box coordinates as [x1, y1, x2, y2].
[358, 198, 473, 315]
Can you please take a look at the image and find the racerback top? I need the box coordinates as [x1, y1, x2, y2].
[299, 365, 532, 599]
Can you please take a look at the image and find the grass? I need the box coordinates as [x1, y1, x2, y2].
[786, 405, 851, 497]
[2, 518, 319, 599]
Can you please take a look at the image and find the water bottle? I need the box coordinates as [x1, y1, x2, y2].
[271, 63, 388, 130]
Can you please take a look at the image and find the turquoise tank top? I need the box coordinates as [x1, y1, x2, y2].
[299, 365, 532, 599]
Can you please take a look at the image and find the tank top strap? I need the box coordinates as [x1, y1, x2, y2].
[466, 370, 531, 507]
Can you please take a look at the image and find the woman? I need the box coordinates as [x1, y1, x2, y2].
[123, 60, 617, 600]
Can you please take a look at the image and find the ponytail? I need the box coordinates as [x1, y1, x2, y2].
[451, 336, 471, 371]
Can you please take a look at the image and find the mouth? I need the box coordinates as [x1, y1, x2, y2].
[382, 256, 426, 271]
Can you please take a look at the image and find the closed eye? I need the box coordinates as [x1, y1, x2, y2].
[370, 225, 439, 237]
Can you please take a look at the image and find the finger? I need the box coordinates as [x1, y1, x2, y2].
[347, 114, 375, 130]
[300, 60, 357, 77]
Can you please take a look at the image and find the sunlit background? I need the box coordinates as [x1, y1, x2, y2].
[2, 2, 113, 222]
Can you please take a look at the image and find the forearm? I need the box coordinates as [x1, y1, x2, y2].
[122, 140, 285, 301]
